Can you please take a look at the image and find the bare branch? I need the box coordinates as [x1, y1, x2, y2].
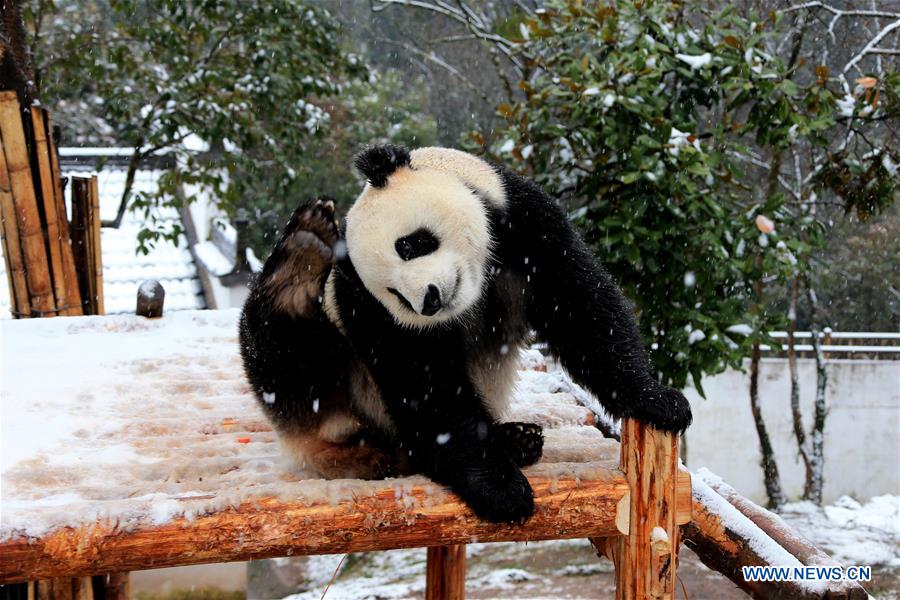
[375, 37, 493, 106]
[371, 0, 523, 71]
[843, 19, 900, 75]
[781, 2, 900, 20]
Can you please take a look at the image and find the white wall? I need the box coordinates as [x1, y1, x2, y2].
[685, 358, 900, 505]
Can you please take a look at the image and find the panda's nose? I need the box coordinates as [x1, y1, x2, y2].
[422, 284, 442, 316]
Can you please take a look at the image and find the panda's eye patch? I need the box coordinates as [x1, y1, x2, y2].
[395, 228, 440, 261]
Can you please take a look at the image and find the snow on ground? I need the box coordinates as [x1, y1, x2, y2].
[781, 495, 900, 568]
[0, 309, 615, 541]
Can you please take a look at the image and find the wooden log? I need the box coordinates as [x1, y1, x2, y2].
[89, 176, 103, 315]
[0, 134, 29, 316]
[44, 112, 82, 316]
[702, 473, 868, 598]
[682, 480, 869, 600]
[601, 419, 680, 599]
[0, 473, 628, 583]
[0, 90, 55, 315]
[36, 581, 51, 600]
[426, 545, 466, 600]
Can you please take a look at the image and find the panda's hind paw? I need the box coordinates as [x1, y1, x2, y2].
[496, 421, 544, 467]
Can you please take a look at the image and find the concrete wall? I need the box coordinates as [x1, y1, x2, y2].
[685, 358, 900, 505]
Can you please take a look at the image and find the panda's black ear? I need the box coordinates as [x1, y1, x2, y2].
[355, 145, 411, 188]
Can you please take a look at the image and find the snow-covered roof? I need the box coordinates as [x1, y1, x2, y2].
[0, 309, 615, 541]
[0, 160, 206, 318]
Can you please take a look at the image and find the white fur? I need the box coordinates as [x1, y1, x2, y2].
[346, 166, 492, 329]
[410, 147, 507, 208]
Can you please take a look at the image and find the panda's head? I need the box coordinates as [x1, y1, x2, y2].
[345, 145, 507, 329]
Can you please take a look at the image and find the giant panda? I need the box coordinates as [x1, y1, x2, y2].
[239, 145, 692, 523]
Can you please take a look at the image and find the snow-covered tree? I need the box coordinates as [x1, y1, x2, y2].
[27, 1, 362, 249]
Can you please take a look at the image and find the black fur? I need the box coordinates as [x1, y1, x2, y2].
[239, 147, 692, 524]
[239, 199, 354, 432]
[354, 144, 411, 188]
[493, 166, 693, 431]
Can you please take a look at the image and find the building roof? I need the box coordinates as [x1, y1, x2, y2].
[0, 156, 206, 318]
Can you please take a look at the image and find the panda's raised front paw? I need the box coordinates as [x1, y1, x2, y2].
[496, 421, 544, 467]
[286, 197, 340, 250]
[265, 198, 342, 316]
[624, 385, 693, 433]
[456, 464, 535, 524]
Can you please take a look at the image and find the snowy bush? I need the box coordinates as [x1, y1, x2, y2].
[469, 0, 899, 391]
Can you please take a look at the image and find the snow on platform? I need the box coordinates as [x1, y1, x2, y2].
[0, 309, 617, 543]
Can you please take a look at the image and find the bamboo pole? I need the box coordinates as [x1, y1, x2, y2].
[0, 90, 55, 315]
[89, 175, 103, 315]
[426, 545, 466, 600]
[29, 106, 71, 315]
[596, 419, 681, 599]
[45, 111, 83, 316]
[69, 177, 91, 313]
[0, 133, 29, 316]
[0, 474, 629, 583]
[69, 176, 102, 315]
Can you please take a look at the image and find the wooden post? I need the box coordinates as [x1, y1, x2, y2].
[136, 280, 164, 318]
[426, 545, 466, 600]
[604, 419, 680, 599]
[101, 573, 129, 600]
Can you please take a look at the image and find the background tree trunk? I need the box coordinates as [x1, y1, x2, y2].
[750, 254, 787, 510]
[0, 0, 38, 106]
[804, 285, 828, 505]
[787, 276, 814, 493]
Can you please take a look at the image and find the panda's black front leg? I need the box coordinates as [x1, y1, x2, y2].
[496, 168, 692, 432]
[356, 337, 535, 522]
[412, 411, 536, 523]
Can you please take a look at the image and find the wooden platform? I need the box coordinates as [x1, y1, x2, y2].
[0, 310, 691, 586]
